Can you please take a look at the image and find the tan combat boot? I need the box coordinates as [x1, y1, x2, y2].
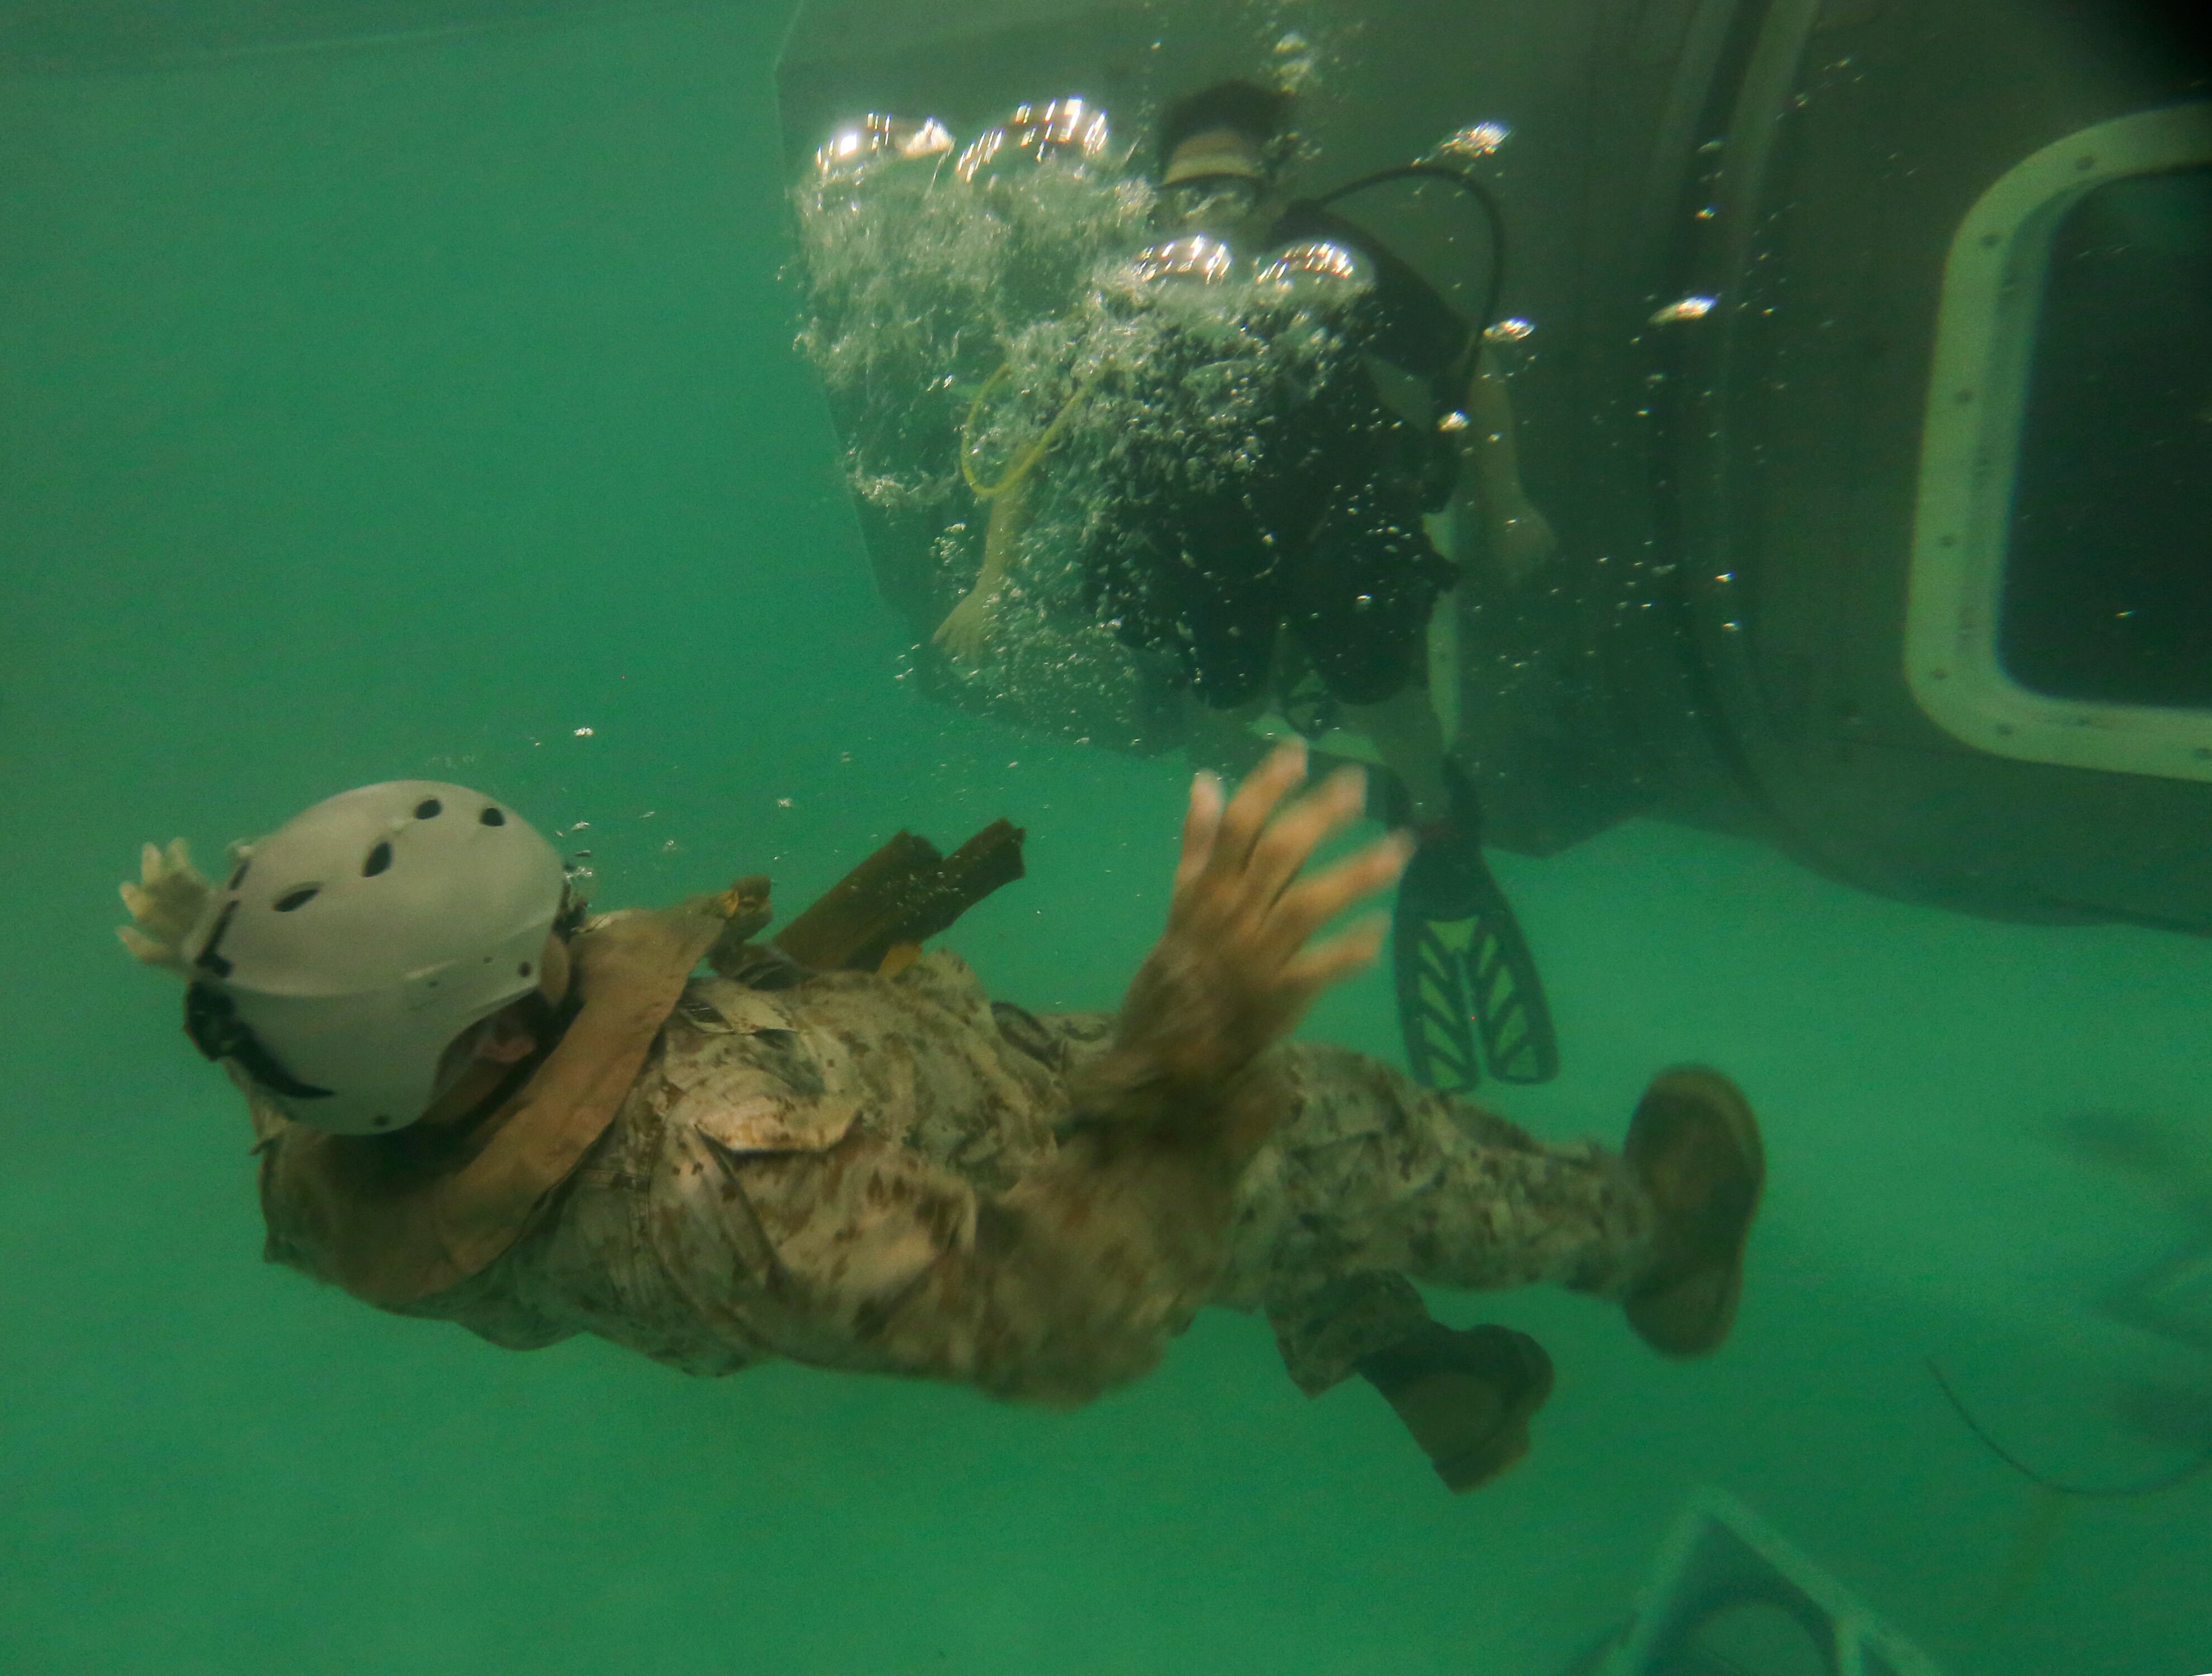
[1622, 1068, 1765, 1358]
[1358, 1323, 1557, 1493]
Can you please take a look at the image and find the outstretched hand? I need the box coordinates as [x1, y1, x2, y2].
[1116, 741, 1411, 1094]
[117, 838, 214, 974]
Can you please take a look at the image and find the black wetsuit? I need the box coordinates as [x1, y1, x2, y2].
[1084, 206, 1470, 710]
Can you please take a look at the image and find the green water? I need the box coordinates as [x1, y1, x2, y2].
[4, 5, 2209, 1673]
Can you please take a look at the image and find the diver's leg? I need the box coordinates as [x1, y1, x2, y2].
[1288, 479, 1458, 821]
[1341, 682, 1450, 821]
[1291, 490, 1561, 1088]
[1027, 1011, 1623, 1302]
[1222, 1045, 1762, 1356]
[1168, 530, 1291, 776]
[1211, 1049, 1631, 1489]
[1177, 520, 1285, 714]
[1224, 1044, 1659, 1303]
[1263, 1269, 1556, 1493]
[1177, 630, 1385, 787]
[1265, 1269, 1434, 1396]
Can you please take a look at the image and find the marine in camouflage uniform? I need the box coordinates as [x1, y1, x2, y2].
[251, 917, 1740, 1489]
[142, 753, 1761, 1492]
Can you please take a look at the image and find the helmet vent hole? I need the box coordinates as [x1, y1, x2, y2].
[274, 886, 320, 912]
[363, 841, 393, 878]
[518, 961, 533, 978]
[479, 807, 507, 827]
[414, 797, 443, 819]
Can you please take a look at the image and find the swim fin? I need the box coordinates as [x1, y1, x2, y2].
[1388, 768, 1560, 1089]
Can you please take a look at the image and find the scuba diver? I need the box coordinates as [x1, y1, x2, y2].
[935, 79, 1564, 1092]
[120, 745, 1763, 1494]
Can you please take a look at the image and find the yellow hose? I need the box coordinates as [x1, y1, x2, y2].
[960, 361, 1094, 500]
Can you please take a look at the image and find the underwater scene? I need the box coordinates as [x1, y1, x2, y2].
[4, 1, 2210, 1673]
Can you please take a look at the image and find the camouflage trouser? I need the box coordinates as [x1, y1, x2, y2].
[1220, 1043, 1659, 1396]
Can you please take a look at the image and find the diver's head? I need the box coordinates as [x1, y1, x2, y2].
[179, 782, 576, 1135]
[1154, 79, 1293, 244]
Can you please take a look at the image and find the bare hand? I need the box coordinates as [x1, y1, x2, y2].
[1116, 741, 1411, 1093]
[932, 588, 1002, 665]
[117, 838, 214, 974]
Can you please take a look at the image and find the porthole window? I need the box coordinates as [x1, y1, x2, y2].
[1908, 103, 2212, 783]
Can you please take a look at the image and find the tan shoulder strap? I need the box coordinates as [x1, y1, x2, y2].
[772, 820, 1024, 974]
[264, 895, 743, 1307]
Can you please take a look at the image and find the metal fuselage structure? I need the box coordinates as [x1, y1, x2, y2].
[779, 0, 2212, 936]
[9, 0, 2199, 935]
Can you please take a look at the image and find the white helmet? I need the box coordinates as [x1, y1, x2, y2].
[181, 781, 568, 1135]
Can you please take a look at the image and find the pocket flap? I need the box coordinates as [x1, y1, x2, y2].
[672, 1044, 861, 1154]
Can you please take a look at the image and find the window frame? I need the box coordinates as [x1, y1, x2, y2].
[1905, 103, 2212, 784]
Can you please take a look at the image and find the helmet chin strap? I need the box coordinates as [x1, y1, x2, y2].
[183, 980, 333, 1102]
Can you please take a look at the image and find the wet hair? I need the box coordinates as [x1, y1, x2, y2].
[1156, 80, 1295, 182]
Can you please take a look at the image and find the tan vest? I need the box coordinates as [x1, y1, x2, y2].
[256, 887, 764, 1308]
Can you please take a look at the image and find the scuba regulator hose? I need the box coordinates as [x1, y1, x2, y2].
[960, 363, 1098, 501]
[1299, 157, 1511, 393]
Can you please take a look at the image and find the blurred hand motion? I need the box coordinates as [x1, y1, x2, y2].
[117, 838, 212, 974]
[1117, 740, 1410, 1092]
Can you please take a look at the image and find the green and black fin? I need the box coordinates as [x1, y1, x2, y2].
[1460, 850, 1558, 1084]
[1388, 766, 1561, 1088]
[1394, 896, 1484, 1091]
